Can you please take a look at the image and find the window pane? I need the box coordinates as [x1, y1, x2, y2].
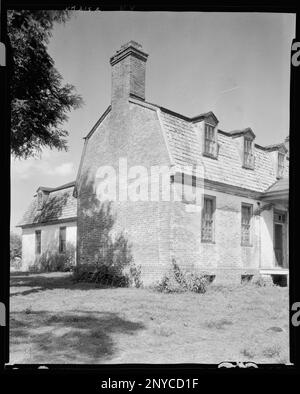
[37, 192, 43, 210]
[59, 227, 66, 253]
[202, 197, 214, 242]
[35, 230, 41, 255]
[244, 138, 253, 167]
[241, 204, 252, 245]
[204, 124, 216, 155]
[277, 153, 284, 177]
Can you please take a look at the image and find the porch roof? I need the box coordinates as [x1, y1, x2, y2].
[261, 177, 289, 201]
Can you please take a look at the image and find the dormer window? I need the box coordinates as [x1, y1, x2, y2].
[204, 123, 217, 158]
[243, 137, 254, 169]
[37, 191, 43, 210]
[277, 152, 285, 178]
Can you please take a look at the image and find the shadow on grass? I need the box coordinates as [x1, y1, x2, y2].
[10, 310, 145, 363]
[10, 272, 108, 297]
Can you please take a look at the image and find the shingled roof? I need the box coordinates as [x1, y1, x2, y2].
[263, 177, 289, 195]
[18, 181, 77, 228]
[129, 98, 289, 194]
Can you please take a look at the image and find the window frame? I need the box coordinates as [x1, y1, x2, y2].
[203, 123, 218, 158]
[277, 152, 285, 179]
[37, 191, 43, 210]
[201, 195, 216, 243]
[241, 203, 253, 246]
[274, 210, 286, 224]
[243, 137, 254, 169]
[59, 226, 67, 254]
[35, 230, 41, 255]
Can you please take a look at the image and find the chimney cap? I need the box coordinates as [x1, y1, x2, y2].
[110, 41, 148, 66]
[119, 40, 143, 52]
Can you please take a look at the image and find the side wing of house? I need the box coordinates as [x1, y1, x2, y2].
[17, 183, 77, 271]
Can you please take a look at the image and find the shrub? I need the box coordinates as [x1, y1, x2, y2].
[183, 271, 209, 293]
[155, 271, 184, 293]
[28, 261, 40, 273]
[254, 275, 274, 287]
[31, 243, 76, 273]
[10, 256, 22, 271]
[10, 232, 22, 261]
[73, 263, 130, 287]
[70, 198, 137, 288]
[72, 234, 136, 288]
[129, 263, 143, 288]
[155, 260, 208, 294]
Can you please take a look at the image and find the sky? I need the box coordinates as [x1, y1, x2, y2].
[10, 11, 295, 232]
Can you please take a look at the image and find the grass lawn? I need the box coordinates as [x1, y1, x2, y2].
[10, 272, 289, 364]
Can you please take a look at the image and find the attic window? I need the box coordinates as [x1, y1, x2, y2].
[204, 124, 218, 158]
[37, 191, 43, 210]
[277, 152, 285, 178]
[243, 137, 254, 169]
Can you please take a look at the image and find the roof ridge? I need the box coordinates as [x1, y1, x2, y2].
[50, 181, 76, 192]
[37, 181, 75, 193]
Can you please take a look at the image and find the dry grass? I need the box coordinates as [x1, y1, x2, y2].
[9, 272, 289, 364]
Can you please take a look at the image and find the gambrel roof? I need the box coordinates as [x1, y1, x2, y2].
[17, 182, 77, 228]
[128, 98, 289, 194]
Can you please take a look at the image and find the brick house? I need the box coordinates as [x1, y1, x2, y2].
[18, 41, 289, 285]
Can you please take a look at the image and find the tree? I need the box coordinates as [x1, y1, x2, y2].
[10, 232, 22, 261]
[8, 10, 83, 159]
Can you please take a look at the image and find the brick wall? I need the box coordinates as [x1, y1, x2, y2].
[77, 101, 172, 285]
[110, 43, 147, 106]
[170, 186, 261, 284]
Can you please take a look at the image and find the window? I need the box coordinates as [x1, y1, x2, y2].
[274, 211, 286, 223]
[241, 204, 253, 246]
[277, 152, 285, 178]
[35, 230, 41, 255]
[243, 137, 254, 169]
[59, 227, 66, 253]
[204, 124, 217, 157]
[201, 196, 215, 242]
[37, 191, 43, 210]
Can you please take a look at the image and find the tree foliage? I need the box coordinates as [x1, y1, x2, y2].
[8, 10, 83, 158]
[10, 232, 22, 261]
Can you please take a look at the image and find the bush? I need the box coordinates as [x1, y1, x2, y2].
[155, 260, 208, 294]
[129, 263, 143, 288]
[10, 232, 22, 261]
[155, 271, 184, 293]
[72, 233, 137, 288]
[31, 243, 76, 273]
[254, 275, 274, 287]
[73, 263, 130, 287]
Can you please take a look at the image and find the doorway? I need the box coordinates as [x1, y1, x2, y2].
[273, 211, 287, 268]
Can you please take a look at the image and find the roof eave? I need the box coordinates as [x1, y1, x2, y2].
[18, 216, 78, 229]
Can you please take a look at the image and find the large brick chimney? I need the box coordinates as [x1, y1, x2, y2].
[110, 41, 148, 107]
